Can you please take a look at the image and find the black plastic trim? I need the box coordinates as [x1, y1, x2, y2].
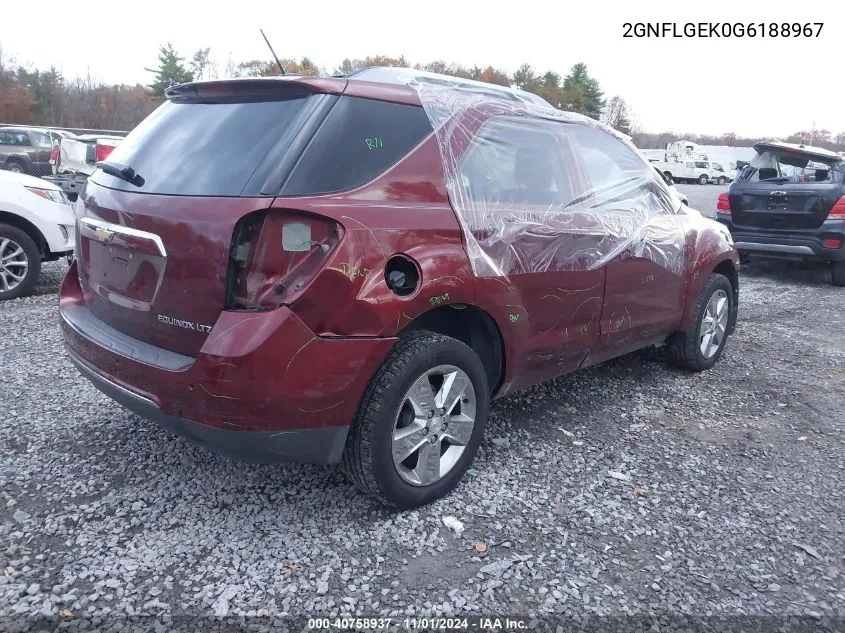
[69, 352, 350, 465]
[257, 94, 340, 197]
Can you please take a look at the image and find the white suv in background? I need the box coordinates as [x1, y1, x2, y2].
[0, 170, 75, 300]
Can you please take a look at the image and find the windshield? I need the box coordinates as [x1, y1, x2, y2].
[740, 150, 844, 184]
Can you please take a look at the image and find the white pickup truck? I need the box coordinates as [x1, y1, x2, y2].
[42, 134, 123, 201]
[693, 161, 736, 185]
[650, 159, 713, 185]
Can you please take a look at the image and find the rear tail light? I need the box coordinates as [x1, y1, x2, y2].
[716, 192, 731, 214]
[49, 146, 59, 165]
[822, 238, 842, 249]
[225, 210, 341, 310]
[828, 195, 845, 219]
[96, 143, 115, 162]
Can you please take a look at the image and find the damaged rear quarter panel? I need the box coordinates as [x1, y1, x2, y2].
[277, 136, 477, 338]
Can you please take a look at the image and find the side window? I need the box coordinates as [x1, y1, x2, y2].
[282, 96, 433, 196]
[0, 131, 11, 145]
[32, 132, 51, 149]
[567, 123, 675, 213]
[457, 116, 576, 206]
[11, 132, 30, 146]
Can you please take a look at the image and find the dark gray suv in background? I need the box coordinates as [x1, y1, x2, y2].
[715, 141, 845, 286]
[0, 127, 54, 177]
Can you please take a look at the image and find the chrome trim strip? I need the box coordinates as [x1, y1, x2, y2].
[734, 241, 815, 255]
[80, 217, 167, 257]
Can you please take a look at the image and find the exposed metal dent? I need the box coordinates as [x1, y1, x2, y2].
[206, 317, 262, 347]
[298, 399, 347, 414]
[199, 383, 239, 400]
[284, 337, 317, 377]
[341, 215, 387, 255]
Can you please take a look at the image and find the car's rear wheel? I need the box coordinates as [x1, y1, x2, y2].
[0, 224, 40, 300]
[697, 174, 709, 185]
[667, 273, 733, 371]
[4, 160, 24, 173]
[342, 331, 489, 508]
[832, 261, 845, 287]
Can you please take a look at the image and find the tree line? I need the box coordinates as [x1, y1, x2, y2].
[2, 42, 844, 153]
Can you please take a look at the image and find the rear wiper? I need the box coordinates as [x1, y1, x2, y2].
[95, 161, 144, 187]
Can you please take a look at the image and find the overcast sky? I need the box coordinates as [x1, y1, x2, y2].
[1, 0, 840, 137]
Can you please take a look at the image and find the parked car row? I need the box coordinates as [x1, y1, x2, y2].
[649, 157, 735, 185]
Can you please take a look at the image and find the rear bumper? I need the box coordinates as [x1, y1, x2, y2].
[68, 352, 350, 464]
[715, 215, 845, 262]
[59, 262, 396, 464]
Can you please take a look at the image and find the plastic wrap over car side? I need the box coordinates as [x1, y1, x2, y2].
[405, 75, 688, 278]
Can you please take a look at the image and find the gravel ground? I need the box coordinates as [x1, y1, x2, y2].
[0, 258, 843, 630]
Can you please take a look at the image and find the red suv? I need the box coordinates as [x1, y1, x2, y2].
[60, 68, 739, 508]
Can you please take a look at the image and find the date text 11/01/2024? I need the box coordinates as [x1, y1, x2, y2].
[308, 617, 528, 630]
[623, 22, 824, 38]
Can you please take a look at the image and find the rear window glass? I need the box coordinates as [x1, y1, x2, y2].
[90, 97, 308, 196]
[281, 96, 433, 196]
[741, 150, 844, 184]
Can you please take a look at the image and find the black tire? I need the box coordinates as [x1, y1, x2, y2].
[718, 176, 727, 185]
[342, 331, 490, 509]
[832, 261, 845, 287]
[0, 223, 41, 300]
[4, 159, 25, 173]
[667, 273, 733, 371]
[697, 174, 709, 185]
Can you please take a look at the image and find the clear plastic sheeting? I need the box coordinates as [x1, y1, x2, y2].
[400, 71, 686, 278]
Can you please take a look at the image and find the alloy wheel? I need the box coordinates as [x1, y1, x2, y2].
[0, 237, 29, 293]
[392, 364, 476, 486]
[699, 289, 729, 359]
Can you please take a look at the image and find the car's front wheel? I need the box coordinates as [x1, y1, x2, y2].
[342, 331, 489, 508]
[667, 273, 734, 371]
[718, 176, 727, 185]
[0, 224, 40, 300]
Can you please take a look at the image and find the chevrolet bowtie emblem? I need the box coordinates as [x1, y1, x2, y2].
[94, 227, 114, 244]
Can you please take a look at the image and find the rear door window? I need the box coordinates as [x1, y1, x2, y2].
[456, 116, 578, 206]
[281, 96, 433, 196]
[32, 132, 52, 149]
[90, 97, 310, 196]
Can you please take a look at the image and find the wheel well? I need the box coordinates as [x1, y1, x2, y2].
[400, 304, 505, 392]
[0, 211, 48, 255]
[4, 157, 26, 167]
[713, 259, 739, 334]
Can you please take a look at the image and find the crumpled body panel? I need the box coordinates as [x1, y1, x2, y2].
[408, 76, 687, 278]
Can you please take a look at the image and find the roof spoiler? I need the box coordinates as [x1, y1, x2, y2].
[165, 77, 348, 103]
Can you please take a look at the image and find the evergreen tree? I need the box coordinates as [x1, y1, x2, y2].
[146, 43, 194, 97]
[563, 62, 605, 119]
[512, 63, 534, 90]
